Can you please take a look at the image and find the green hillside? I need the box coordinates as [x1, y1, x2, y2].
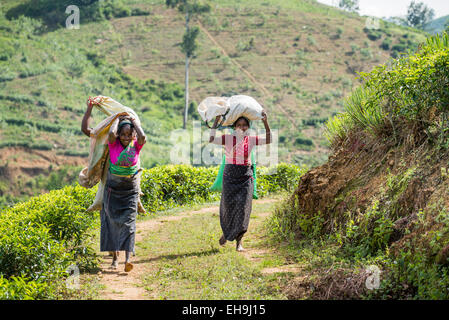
[424, 14, 449, 34]
[269, 32, 449, 299]
[0, 0, 427, 206]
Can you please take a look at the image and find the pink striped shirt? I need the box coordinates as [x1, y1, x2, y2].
[213, 134, 266, 165]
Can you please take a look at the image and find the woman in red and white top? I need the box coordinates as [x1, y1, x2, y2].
[209, 111, 271, 251]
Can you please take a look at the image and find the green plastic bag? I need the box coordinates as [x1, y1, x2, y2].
[210, 151, 258, 199]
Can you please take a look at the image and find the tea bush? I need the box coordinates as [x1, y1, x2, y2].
[325, 32, 449, 148]
[5, 0, 148, 30]
[139, 163, 305, 213]
[0, 276, 48, 300]
[0, 163, 303, 299]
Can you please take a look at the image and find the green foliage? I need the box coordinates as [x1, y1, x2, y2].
[338, 0, 360, 13]
[307, 35, 317, 46]
[5, 0, 142, 30]
[341, 168, 415, 257]
[182, 26, 200, 58]
[360, 47, 373, 60]
[336, 27, 344, 39]
[324, 85, 385, 147]
[266, 197, 324, 243]
[0, 162, 302, 299]
[256, 163, 308, 196]
[236, 37, 255, 52]
[140, 163, 305, 213]
[364, 28, 382, 41]
[326, 32, 449, 148]
[140, 164, 219, 212]
[302, 117, 329, 127]
[406, 0, 435, 30]
[166, 0, 211, 14]
[295, 49, 309, 66]
[367, 204, 449, 299]
[0, 276, 48, 300]
[380, 38, 392, 50]
[0, 37, 14, 61]
[0, 185, 98, 299]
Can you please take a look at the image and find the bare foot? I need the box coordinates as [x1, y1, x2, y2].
[219, 235, 227, 246]
[236, 241, 245, 252]
[111, 259, 118, 269]
[125, 262, 133, 272]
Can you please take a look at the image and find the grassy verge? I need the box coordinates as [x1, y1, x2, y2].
[137, 194, 293, 299]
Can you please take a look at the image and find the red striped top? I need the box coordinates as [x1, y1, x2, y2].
[220, 134, 262, 165]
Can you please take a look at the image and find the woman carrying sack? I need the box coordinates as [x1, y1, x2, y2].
[209, 110, 271, 251]
[82, 98, 146, 272]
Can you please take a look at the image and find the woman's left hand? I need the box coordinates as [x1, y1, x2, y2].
[261, 110, 268, 122]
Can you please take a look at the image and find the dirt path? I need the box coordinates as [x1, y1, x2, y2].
[97, 197, 293, 300]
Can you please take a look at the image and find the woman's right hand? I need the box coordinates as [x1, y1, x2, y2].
[86, 97, 94, 109]
[212, 115, 221, 128]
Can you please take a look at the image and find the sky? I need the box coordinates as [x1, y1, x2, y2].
[317, 0, 449, 19]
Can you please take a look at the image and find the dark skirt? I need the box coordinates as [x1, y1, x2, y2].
[219, 164, 254, 241]
[100, 171, 140, 252]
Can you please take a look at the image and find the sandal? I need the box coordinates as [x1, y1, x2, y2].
[124, 262, 133, 272]
[111, 260, 118, 269]
[219, 235, 227, 246]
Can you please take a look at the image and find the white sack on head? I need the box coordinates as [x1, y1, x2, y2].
[197, 97, 229, 123]
[78, 95, 145, 214]
[197, 95, 264, 127]
[224, 95, 264, 126]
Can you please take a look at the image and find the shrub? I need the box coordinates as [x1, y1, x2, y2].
[380, 38, 392, 50]
[0, 276, 49, 300]
[327, 32, 449, 147]
[0, 163, 303, 299]
[0, 184, 98, 298]
[360, 48, 373, 60]
[6, 0, 134, 30]
[139, 163, 304, 213]
[365, 29, 382, 41]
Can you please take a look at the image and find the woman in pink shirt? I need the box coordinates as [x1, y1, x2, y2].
[82, 99, 146, 272]
[209, 111, 271, 251]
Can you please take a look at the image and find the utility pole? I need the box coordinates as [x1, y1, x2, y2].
[166, 0, 210, 129]
[184, 0, 189, 129]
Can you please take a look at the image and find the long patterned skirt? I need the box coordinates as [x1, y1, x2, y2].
[100, 170, 139, 252]
[219, 164, 254, 241]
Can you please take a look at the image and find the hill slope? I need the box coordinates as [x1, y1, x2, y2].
[0, 0, 428, 206]
[268, 33, 449, 299]
[424, 14, 449, 34]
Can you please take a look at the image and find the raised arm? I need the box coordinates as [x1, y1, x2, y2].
[253, 110, 271, 145]
[81, 98, 94, 137]
[108, 117, 119, 144]
[209, 115, 223, 145]
[262, 111, 271, 145]
[130, 117, 147, 146]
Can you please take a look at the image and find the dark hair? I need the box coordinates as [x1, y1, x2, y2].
[118, 121, 134, 135]
[232, 116, 250, 128]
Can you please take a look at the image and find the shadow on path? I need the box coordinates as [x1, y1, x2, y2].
[135, 248, 220, 264]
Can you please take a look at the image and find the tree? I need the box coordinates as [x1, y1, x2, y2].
[166, 0, 211, 129]
[406, 1, 435, 29]
[338, 0, 360, 13]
